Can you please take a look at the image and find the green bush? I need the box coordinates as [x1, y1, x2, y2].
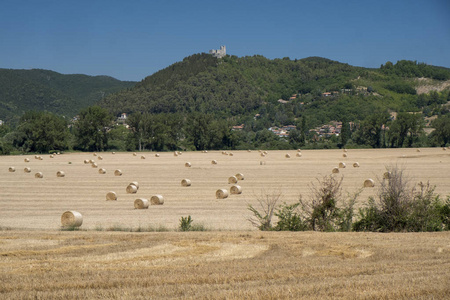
[273, 202, 308, 231]
[179, 215, 193, 231]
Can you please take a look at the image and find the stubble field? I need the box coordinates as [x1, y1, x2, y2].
[0, 148, 449, 299]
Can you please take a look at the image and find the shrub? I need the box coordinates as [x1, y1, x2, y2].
[273, 202, 308, 231]
[179, 215, 193, 231]
[247, 190, 282, 231]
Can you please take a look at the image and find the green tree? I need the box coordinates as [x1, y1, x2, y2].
[74, 106, 113, 151]
[16, 111, 69, 153]
[430, 115, 450, 146]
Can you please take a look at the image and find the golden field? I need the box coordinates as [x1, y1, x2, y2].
[0, 149, 450, 299]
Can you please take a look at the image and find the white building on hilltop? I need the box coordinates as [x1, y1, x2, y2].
[209, 45, 226, 58]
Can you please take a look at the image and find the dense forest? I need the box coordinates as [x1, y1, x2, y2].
[0, 54, 449, 154]
[0, 68, 136, 123]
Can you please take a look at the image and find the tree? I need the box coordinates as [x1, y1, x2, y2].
[430, 116, 450, 146]
[16, 111, 69, 153]
[74, 106, 113, 151]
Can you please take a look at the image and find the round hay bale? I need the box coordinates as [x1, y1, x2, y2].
[98, 168, 106, 174]
[35, 172, 43, 178]
[230, 185, 242, 195]
[129, 181, 139, 189]
[296, 153, 302, 157]
[24, 167, 31, 173]
[383, 171, 391, 180]
[106, 191, 117, 201]
[34, 155, 39, 159]
[98, 156, 103, 160]
[247, 150, 252, 152]
[126, 184, 138, 194]
[177, 151, 182, 155]
[91, 162, 98, 168]
[141, 155, 146, 159]
[174, 152, 178, 157]
[185, 162, 191, 168]
[353, 162, 360, 168]
[343, 149, 348, 152]
[181, 179, 191, 187]
[343, 153, 348, 158]
[114, 169, 122, 176]
[61, 211, 83, 227]
[229, 152, 234, 156]
[297, 149, 302, 152]
[332, 167, 339, 174]
[216, 189, 229, 199]
[93, 153, 97, 156]
[263, 151, 268, 155]
[8, 167, 15, 172]
[235, 173, 244, 180]
[416, 149, 421, 152]
[339, 162, 346, 168]
[228, 176, 238, 184]
[364, 179, 375, 188]
[285, 154, 291, 158]
[56, 171, 65, 177]
[155, 153, 160, 157]
[24, 158, 30, 162]
[150, 195, 164, 205]
[84, 159, 90, 164]
[443, 148, 446, 151]
[211, 160, 218, 165]
[39, 156, 43, 160]
[134, 198, 149, 209]
[260, 153, 266, 157]
[50, 155, 54, 158]
[112, 152, 115, 154]
[133, 152, 137, 156]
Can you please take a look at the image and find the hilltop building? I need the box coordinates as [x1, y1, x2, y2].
[209, 45, 226, 58]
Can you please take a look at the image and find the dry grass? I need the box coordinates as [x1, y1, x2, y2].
[0, 230, 449, 299]
[0, 149, 449, 298]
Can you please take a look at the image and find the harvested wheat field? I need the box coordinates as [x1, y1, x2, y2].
[0, 148, 449, 230]
[0, 230, 449, 299]
[0, 149, 450, 299]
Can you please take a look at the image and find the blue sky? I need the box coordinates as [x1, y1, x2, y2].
[1, 0, 449, 81]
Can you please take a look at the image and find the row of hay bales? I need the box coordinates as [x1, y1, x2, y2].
[329, 161, 375, 188]
[8, 165, 64, 178]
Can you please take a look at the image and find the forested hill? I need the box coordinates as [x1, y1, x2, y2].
[98, 53, 450, 132]
[0, 68, 136, 122]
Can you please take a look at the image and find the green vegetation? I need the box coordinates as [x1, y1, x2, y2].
[249, 167, 449, 232]
[1, 55, 450, 153]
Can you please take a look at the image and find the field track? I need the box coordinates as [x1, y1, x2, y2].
[1, 148, 449, 230]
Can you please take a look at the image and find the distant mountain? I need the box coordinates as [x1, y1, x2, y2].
[0, 68, 135, 123]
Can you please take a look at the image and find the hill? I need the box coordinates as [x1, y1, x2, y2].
[98, 54, 450, 127]
[0, 68, 136, 123]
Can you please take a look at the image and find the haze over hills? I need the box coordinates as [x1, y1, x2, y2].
[0, 68, 136, 122]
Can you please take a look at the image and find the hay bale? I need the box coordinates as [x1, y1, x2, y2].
[416, 149, 421, 152]
[35, 172, 43, 178]
[211, 160, 218, 165]
[353, 162, 360, 168]
[150, 195, 164, 205]
[364, 179, 375, 188]
[285, 154, 291, 158]
[155, 153, 160, 157]
[141, 155, 146, 159]
[56, 171, 65, 177]
[230, 185, 242, 195]
[383, 171, 391, 180]
[112, 152, 115, 154]
[114, 169, 122, 176]
[343, 149, 348, 152]
[260, 161, 266, 165]
[247, 150, 252, 152]
[24, 158, 30, 162]
[181, 179, 191, 187]
[35, 155, 39, 159]
[343, 153, 348, 158]
[50, 155, 54, 158]
[98, 156, 103, 160]
[61, 211, 83, 227]
[133, 152, 137, 156]
[332, 167, 339, 174]
[174, 151, 178, 157]
[297, 149, 302, 152]
[185, 162, 191, 168]
[216, 189, 229, 199]
[126, 184, 138, 194]
[24, 167, 31, 173]
[339, 162, 346, 168]
[93, 153, 97, 156]
[98, 168, 106, 174]
[134, 198, 149, 209]
[296, 153, 302, 157]
[260, 153, 266, 157]
[129, 181, 139, 189]
[229, 152, 234, 156]
[39, 156, 43, 160]
[8, 167, 15, 172]
[91, 162, 98, 168]
[84, 159, 90, 164]
[228, 176, 238, 184]
[106, 191, 117, 201]
[235, 173, 244, 180]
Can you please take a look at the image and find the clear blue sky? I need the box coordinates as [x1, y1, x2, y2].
[1, 0, 449, 81]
